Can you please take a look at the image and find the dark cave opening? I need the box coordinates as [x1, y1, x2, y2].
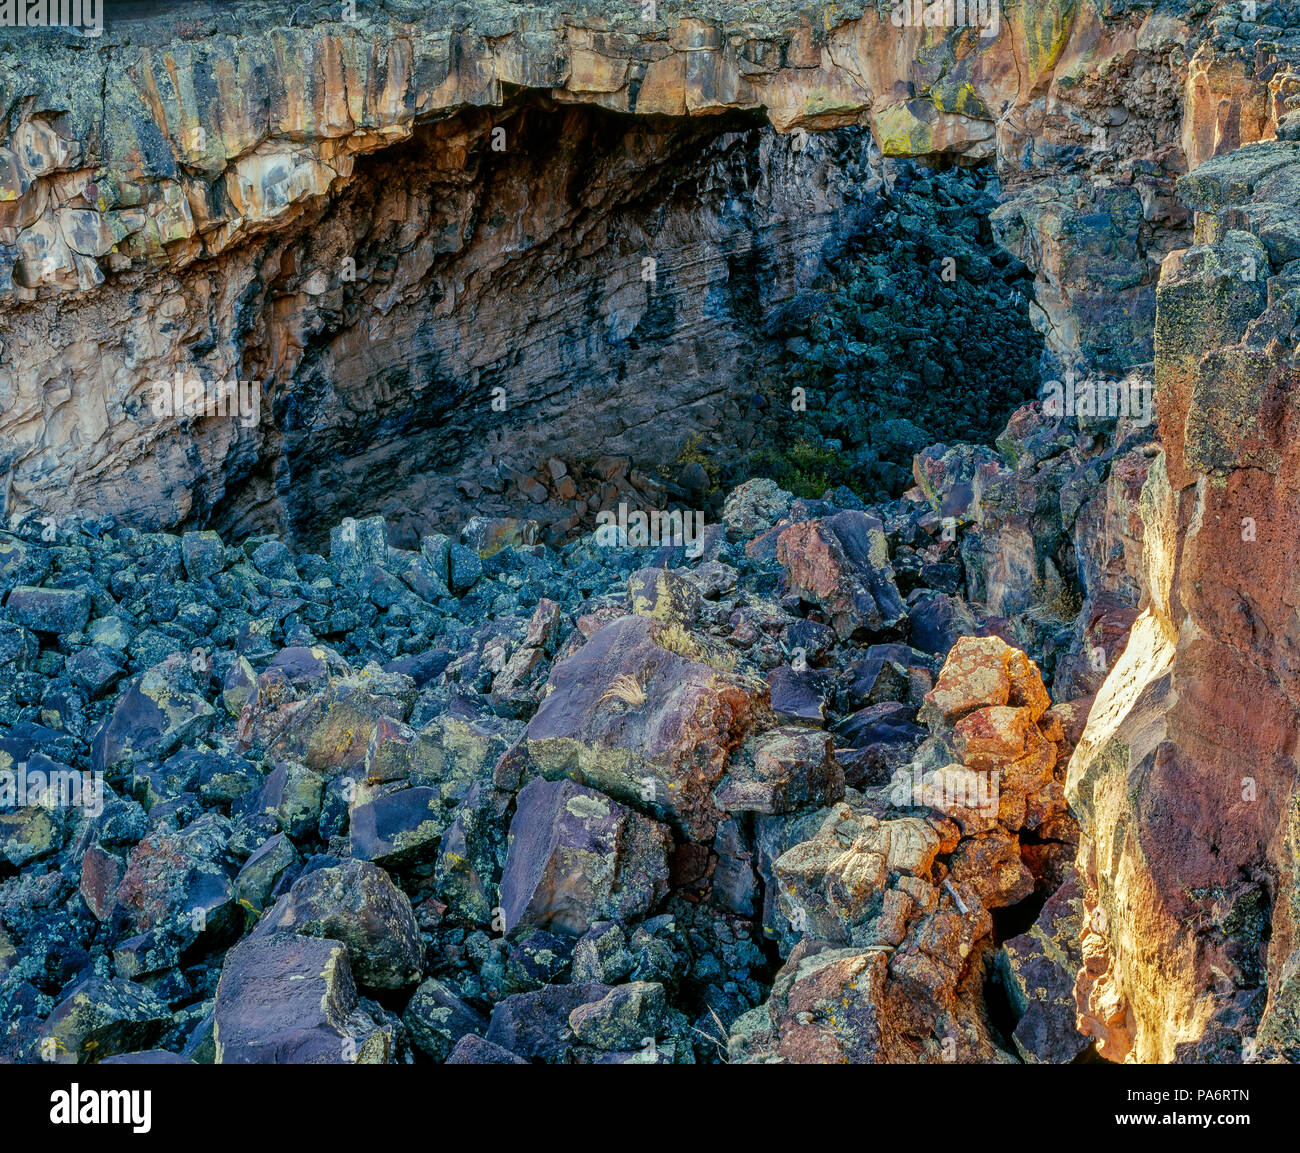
[197, 92, 1043, 557]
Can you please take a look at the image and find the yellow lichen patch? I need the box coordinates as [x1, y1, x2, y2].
[1019, 0, 1078, 79]
[929, 78, 989, 120]
[873, 101, 935, 158]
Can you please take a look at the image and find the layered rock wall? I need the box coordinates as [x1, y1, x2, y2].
[0, 0, 1210, 539]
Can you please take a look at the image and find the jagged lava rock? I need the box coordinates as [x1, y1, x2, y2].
[213, 935, 389, 1064]
[525, 614, 755, 840]
[499, 777, 672, 936]
[776, 511, 905, 639]
[253, 858, 423, 990]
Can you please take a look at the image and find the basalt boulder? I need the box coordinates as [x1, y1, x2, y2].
[253, 858, 423, 991]
[499, 777, 672, 937]
[213, 934, 390, 1064]
[776, 512, 905, 640]
[91, 656, 218, 777]
[525, 614, 756, 841]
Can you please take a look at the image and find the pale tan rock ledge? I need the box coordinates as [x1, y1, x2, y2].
[0, 0, 1205, 296]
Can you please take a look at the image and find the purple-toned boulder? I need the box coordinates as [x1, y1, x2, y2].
[766, 665, 830, 725]
[4, 585, 90, 635]
[402, 978, 487, 1060]
[91, 656, 217, 776]
[37, 978, 170, 1064]
[266, 645, 350, 690]
[239, 666, 416, 775]
[349, 786, 444, 868]
[100, 1050, 195, 1064]
[253, 858, 423, 990]
[445, 1034, 528, 1064]
[775, 511, 905, 639]
[499, 778, 671, 936]
[713, 727, 843, 815]
[526, 614, 756, 840]
[213, 935, 389, 1063]
[483, 982, 612, 1062]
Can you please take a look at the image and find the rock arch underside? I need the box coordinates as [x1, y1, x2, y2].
[0, 0, 1298, 1071]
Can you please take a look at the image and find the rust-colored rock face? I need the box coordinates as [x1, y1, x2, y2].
[1067, 138, 1300, 1064]
[732, 633, 1081, 1063]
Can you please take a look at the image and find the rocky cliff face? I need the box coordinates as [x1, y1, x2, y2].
[1068, 136, 1300, 1064]
[0, 0, 1201, 542]
[3, 89, 893, 546]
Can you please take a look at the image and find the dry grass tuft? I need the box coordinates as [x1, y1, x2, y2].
[599, 673, 647, 709]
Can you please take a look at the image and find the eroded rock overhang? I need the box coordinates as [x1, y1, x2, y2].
[0, 0, 1274, 535]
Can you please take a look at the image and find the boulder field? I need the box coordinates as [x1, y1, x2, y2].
[2, 456, 1107, 1064]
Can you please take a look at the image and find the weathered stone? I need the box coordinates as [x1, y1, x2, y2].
[571, 922, 633, 986]
[0, 804, 62, 868]
[100, 1050, 195, 1065]
[433, 783, 510, 923]
[234, 833, 298, 915]
[773, 830, 888, 952]
[253, 761, 324, 841]
[767, 665, 830, 725]
[461, 516, 539, 558]
[116, 812, 236, 946]
[921, 635, 1050, 727]
[0, 533, 51, 591]
[998, 873, 1090, 1063]
[776, 512, 905, 639]
[723, 478, 793, 538]
[221, 656, 257, 717]
[569, 981, 668, 1051]
[627, 567, 701, 625]
[483, 982, 612, 1063]
[448, 544, 483, 594]
[80, 844, 124, 922]
[445, 1034, 528, 1064]
[330, 516, 388, 584]
[402, 977, 487, 1061]
[213, 934, 389, 1064]
[180, 531, 226, 581]
[255, 858, 423, 990]
[499, 777, 671, 936]
[714, 726, 843, 816]
[4, 586, 90, 635]
[65, 645, 125, 698]
[241, 667, 415, 775]
[38, 978, 169, 1065]
[0, 620, 37, 671]
[91, 656, 217, 776]
[251, 539, 298, 581]
[349, 786, 444, 869]
[526, 614, 755, 840]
